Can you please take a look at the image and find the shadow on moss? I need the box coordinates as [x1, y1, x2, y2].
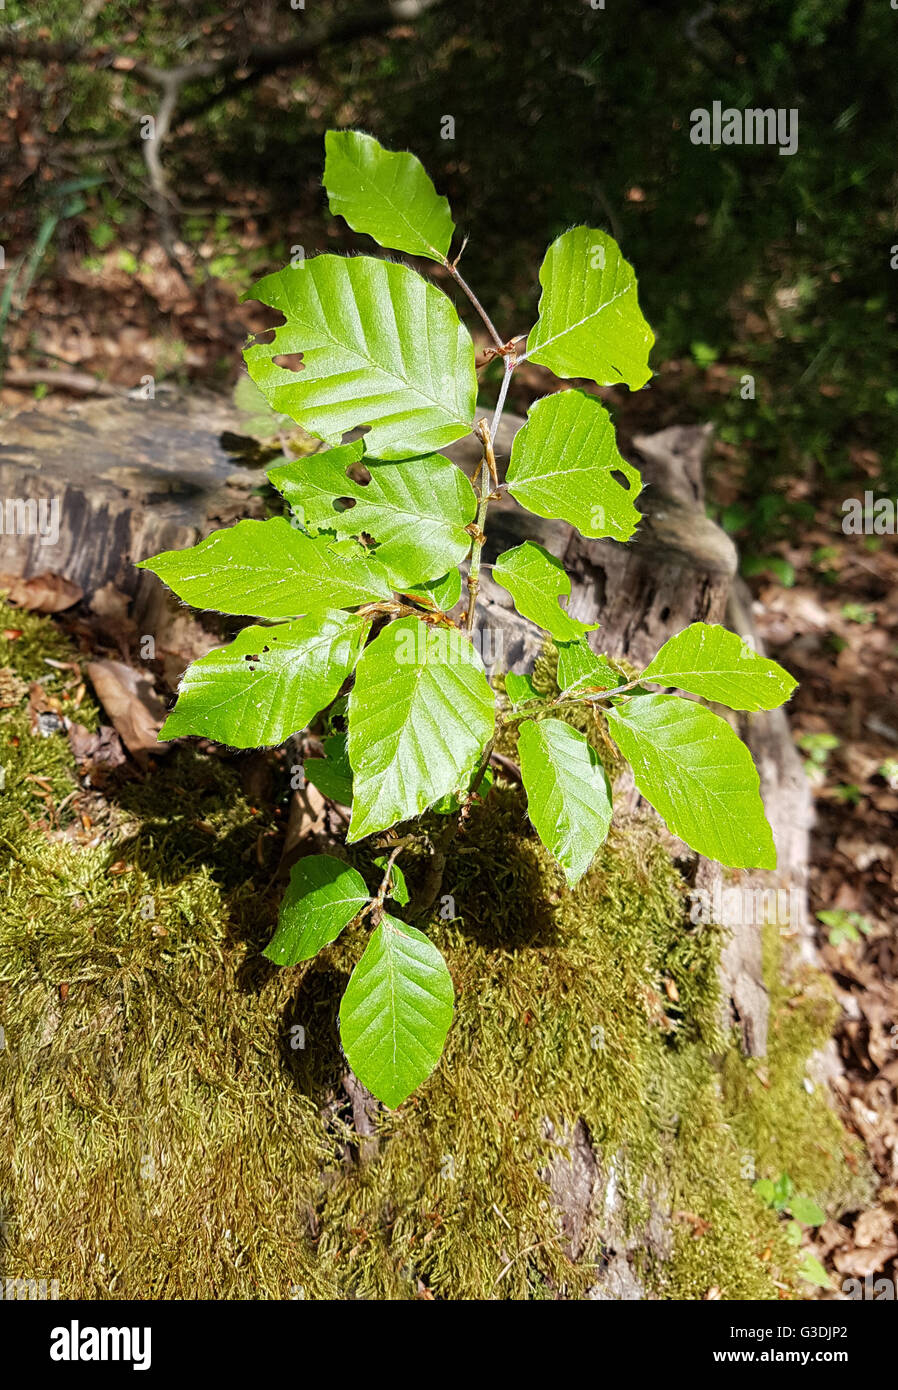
[0, 602, 867, 1299]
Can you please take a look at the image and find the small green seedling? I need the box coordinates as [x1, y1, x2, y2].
[816, 909, 873, 947]
[754, 1173, 828, 1282]
[139, 132, 798, 1108]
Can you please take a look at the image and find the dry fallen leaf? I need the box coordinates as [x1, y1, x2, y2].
[85, 659, 170, 757]
[853, 1207, 897, 1249]
[0, 571, 83, 613]
[0, 666, 28, 708]
[832, 1241, 898, 1277]
[67, 720, 127, 771]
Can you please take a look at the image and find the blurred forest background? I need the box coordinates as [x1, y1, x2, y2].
[2, 0, 898, 1293]
[3, 0, 896, 533]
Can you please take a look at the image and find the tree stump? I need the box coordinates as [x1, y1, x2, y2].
[0, 389, 268, 644]
[1, 391, 818, 1296]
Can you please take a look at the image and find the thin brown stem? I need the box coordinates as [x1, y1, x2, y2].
[445, 259, 505, 352]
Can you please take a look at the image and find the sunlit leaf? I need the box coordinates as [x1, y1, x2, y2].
[507, 390, 642, 540]
[339, 914, 454, 1108]
[526, 227, 654, 389]
[347, 616, 495, 840]
[492, 541, 596, 642]
[556, 640, 622, 694]
[324, 129, 454, 262]
[138, 517, 391, 619]
[518, 717, 613, 885]
[160, 611, 370, 749]
[264, 855, 369, 966]
[268, 439, 476, 588]
[605, 693, 776, 868]
[642, 622, 797, 711]
[244, 255, 477, 459]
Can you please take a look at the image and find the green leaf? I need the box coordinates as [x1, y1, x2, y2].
[525, 227, 654, 389]
[233, 373, 293, 440]
[401, 569, 463, 613]
[492, 542, 596, 643]
[243, 255, 476, 459]
[346, 616, 495, 841]
[323, 129, 454, 263]
[506, 390, 643, 540]
[339, 914, 454, 1108]
[790, 1195, 826, 1227]
[605, 694, 776, 869]
[264, 854, 369, 966]
[160, 611, 370, 749]
[797, 1254, 831, 1289]
[430, 764, 493, 815]
[556, 640, 621, 694]
[373, 855, 410, 906]
[518, 718, 613, 885]
[753, 1178, 776, 1208]
[772, 1172, 794, 1211]
[268, 439, 476, 588]
[504, 672, 541, 706]
[642, 623, 797, 711]
[138, 517, 392, 619]
[305, 732, 353, 805]
[785, 1220, 803, 1248]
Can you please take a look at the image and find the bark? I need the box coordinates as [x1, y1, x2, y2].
[0, 388, 269, 645]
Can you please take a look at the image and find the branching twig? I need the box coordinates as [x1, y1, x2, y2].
[445, 255, 505, 352]
[2, 1, 443, 266]
[464, 354, 516, 631]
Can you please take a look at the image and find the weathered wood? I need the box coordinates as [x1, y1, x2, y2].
[0, 390, 269, 643]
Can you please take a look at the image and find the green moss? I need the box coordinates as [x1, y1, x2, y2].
[721, 926, 871, 1215]
[0, 605, 863, 1299]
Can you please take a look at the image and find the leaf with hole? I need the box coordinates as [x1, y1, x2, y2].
[323, 129, 454, 262]
[492, 541, 596, 642]
[605, 693, 776, 869]
[264, 854, 369, 966]
[347, 616, 495, 841]
[518, 718, 613, 885]
[243, 254, 477, 459]
[138, 517, 392, 619]
[268, 439, 476, 588]
[507, 390, 643, 540]
[160, 611, 370, 749]
[339, 914, 454, 1108]
[526, 227, 654, 389]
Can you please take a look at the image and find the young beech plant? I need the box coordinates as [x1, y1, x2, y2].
[139, 130, 797, 1110]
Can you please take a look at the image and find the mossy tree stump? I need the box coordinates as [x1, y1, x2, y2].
[0, 392, 834, 1300]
